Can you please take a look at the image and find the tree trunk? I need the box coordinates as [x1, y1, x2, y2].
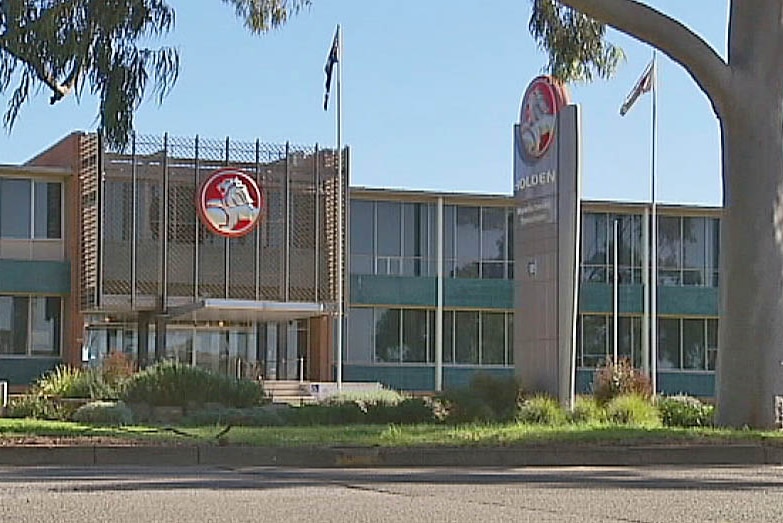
[716, 82, 783, 428]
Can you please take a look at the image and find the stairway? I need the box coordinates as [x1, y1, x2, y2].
[262, 380, 317, 406]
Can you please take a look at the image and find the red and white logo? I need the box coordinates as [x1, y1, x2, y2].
[197, 168, 263, 238]
[518, 76, 568, 162]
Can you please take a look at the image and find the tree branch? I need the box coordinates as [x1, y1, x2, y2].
[556, 0, 732, 116]
[0, 38, 75, 104]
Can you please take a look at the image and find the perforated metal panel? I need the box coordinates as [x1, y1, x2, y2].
[87, 134, 342, 312]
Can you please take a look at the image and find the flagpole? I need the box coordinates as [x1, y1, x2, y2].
[650, 50, 658, 396]
[335, 24, 344, 391]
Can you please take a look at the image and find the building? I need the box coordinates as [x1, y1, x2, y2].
[0, 131, 720, 397]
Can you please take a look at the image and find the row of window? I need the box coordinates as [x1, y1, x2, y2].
[348, 307, 514, 366]
[0, 178, 62, 239]
[350, 200, 514, 279]
[0, 295, 62, 356]
[582, 213, 720, 287]
[577, 314, 718, 371]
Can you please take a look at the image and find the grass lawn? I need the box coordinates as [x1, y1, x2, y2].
[1, 418, 782, 447]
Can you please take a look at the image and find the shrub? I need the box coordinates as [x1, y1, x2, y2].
[363, 398, 435, 424]
[37, 366, 118, 400]
[568, 395, 605, 424]
[323, 389, 405, 407]
[517, 395, 567, 425]
[71, 401, 134, 426]
[658, 395, 714, 428]
[605, 393, 661, 427]
[592, 358, 652, 405]
[6, 394, 57, 420]
[121, 361, 265, 408]
[101, 352, 136, 389]
[435, 388, 496, 424]
[183, 407, 284, 427]
[435, 373, 522, 424]
[281, 403, 365, 426]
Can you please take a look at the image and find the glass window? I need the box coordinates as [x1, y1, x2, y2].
[481, 312, 505, 364]
[506, 313, 514, 365]
[455, 206, 480, 278]
[442, 205, 456, 277]
[657, 318, 681, 369]
[481, 207, 506, 261]
[376, 201, 401, 257]
[657, 216, 681, 269]
[618, 316, 642, 368]
[707, 318, 718, 370]
[30, 297, 60, 356]
[683, 217, 706, 285]
[580, 315, 608, 367]
[581, 213, 607, 282]
[455, 310, 479, 363]
[374, 308, 400, 362]
[443, 310, 454, 363]
[348, 307, 374, 363]
[350, 200, 374, 256]
[402, 309, 427, 362]
[0, 178, 31, 238]
[682, 319, 705, 370]
[165, 329, 193, 364]
[34, 182, 62, 239]
[402, 203, 429, 276]
[0, 296, 28, 355]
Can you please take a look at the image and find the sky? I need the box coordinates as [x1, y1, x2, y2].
[0, 1, 727, 206]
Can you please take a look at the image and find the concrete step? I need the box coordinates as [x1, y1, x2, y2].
[270, 395, 318, 406]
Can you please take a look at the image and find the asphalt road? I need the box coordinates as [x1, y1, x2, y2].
[0, 465, 782, 522]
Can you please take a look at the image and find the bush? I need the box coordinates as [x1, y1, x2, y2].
[323, 389, 405, 407]
[517, 395, 567, 425]
[658, 395, 714, 427]
[6, 394, 58, 420]
[435, 373, 522, 424]
[37, 366, 118, 400]
[605, 394, 661, 427]
[183, 407, 284, 427]
[121, 361, 265, 408]
[568, 395, 605, 424]
[281, 403, 365, 425]
[593, 358, 652, 405]
[71, 401, 134, 426]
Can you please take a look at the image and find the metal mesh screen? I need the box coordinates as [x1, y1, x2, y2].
[95, 133, 340, 311]
[78, 134, 100, 310]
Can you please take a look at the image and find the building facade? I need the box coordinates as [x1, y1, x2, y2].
[0, 132, 720, 397]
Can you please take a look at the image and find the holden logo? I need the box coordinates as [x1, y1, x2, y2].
[518, 76, 567, 163]
[197, 168, 263, 238]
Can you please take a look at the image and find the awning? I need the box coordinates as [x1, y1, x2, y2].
[166, 299, 328, 323]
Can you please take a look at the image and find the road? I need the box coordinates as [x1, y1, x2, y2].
[0, 465, 782, 522]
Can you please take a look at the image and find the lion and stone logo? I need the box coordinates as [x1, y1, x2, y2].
[517, 76, 568, 163]
[197, 168, 263, 238]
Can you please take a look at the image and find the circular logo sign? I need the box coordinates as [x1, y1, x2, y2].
[197, 168, 264, 238]
[518, 76, 568, 163]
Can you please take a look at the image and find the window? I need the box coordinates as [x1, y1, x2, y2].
[350, 200, 374, 275]
[581, 213, 608, 282]
[0, 295, 61, 356]
[374, 308, 400, 362]
[455, 311, 479, 363]
[402, 309, 427, 362]
[481, 312, 506, 364]
[376, 201, 402, 275]
[347, 307, 373, 363]
[34, 182, 62, 239]
[454, 207, 480, 278]
[0, 178, 31, 238]
[402, 203, 431, 276]
[481, 207, 506, 279]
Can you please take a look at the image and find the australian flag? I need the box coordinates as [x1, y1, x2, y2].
[324, 27, 339, 111]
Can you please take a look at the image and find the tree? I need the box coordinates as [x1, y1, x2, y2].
[0, 0, 309, 148]
[530, 0, 783, 428]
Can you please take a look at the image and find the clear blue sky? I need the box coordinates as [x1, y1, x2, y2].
[0, 1, 726, 206]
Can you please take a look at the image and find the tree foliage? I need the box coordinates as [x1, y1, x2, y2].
[529, 0, 624, 82]
[0, 0, 309, 148]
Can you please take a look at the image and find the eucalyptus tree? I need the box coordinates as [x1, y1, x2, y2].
[0, 0, 309, 148]
[531, 0, 783, 428]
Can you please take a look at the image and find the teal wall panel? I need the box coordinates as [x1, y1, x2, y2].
[575, 369, 714, 397]
[350, 275, 435, 306]
[580, 283, 718, 316]
[579, 283, 643, 314]
[343, 364, 513, 391]
[444, 279, 513, 309]
[0, 358, 61, 386]
[0, 259, 70, 295]
[350, 275, 513, 310]
[658, 287, 719, 316]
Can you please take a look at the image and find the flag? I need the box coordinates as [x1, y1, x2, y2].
[323, 27, 339, 111]
[620, 59, 655, 116]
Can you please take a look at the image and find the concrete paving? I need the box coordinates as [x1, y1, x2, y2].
[1, 442, 782, 467]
